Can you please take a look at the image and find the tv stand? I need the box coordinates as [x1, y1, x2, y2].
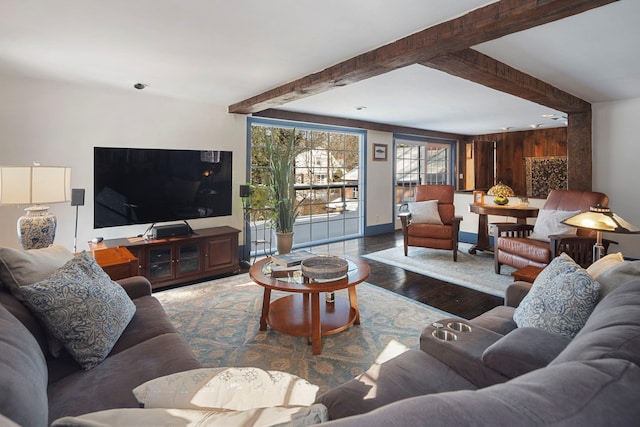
[91, 226, 240, 290]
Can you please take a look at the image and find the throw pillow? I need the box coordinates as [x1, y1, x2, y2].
[586, 252, 624, 279]
[19, 252, 136, 370]
[528, 209, 581, 242]
[408, 200, 442, 224]
[133, 367, 320, 411]
[593, 260, 640, 301]
[0, 245, 73, 295]
[513, 253, 600, 338]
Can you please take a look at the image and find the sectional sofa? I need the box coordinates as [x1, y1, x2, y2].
[0, 246, 201, 426]
[317, 253, 640, 426]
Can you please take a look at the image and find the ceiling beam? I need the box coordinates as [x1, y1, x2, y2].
[254, 109, 465, 141]
[421, 49, 591, 113]
[229, 0, 617, 114]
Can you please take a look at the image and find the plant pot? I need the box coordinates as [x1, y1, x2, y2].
[276, 231, 294, 255]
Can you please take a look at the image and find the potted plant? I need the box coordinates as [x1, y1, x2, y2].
[264, 128, 304, 254]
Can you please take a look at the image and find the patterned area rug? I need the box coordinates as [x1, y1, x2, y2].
[155, 273, 453, 394]
[364, 242, 516, 297]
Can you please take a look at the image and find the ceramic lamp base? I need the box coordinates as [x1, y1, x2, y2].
[18, 206, 57, 250]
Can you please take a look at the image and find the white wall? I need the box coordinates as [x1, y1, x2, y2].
[365, 130, 394, 227]
[0, 72, 247, 252]
[593, 96, 640, 258]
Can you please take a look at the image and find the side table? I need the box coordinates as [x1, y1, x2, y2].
[511, 265, 543, 283]
[92, 246, 139, 280]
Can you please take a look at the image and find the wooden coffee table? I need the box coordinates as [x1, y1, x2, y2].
[249, 257, 370, 355]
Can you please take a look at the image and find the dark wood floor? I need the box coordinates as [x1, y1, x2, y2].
[300, 231, 503, 320]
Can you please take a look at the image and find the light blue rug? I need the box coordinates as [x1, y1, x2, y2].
[364, 242, 516, 297]
[155, 273, 454, 394]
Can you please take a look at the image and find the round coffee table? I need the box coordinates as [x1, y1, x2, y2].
[249, 257, 370, 355]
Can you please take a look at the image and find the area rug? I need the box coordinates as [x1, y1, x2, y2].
[364, 242, 516, 297]
[155, 273, 453, 394]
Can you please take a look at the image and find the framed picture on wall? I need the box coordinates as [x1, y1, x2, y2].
[373, 143, 388, 161]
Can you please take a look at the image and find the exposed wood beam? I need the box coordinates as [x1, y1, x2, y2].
[421, 49, 591, 114]
[254, 109, 465, 141]
[229, 0, 617, 114]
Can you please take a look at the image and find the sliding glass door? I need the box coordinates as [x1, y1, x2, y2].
[394, 134, 456, 214]
[248, 118, 364, 253]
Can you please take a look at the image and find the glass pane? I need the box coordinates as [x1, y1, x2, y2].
[250, 120, 364, 250]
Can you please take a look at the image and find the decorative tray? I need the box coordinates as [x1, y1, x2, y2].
[300, 256, 349, 280]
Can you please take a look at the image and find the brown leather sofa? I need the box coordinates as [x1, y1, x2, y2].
[494, 190, 609, 273]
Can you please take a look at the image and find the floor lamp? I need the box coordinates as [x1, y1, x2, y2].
[562, 205, 640, 262]
[0, 165, 71, 249]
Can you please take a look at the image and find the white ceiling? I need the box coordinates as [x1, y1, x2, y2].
[1, 0, 638, 135]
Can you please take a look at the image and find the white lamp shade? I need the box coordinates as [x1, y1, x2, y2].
[0, 166, 71, 205]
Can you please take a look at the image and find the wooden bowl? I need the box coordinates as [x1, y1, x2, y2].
[301, 256, 349, 280]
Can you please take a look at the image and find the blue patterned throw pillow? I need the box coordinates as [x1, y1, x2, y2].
[513, 253, 600, 338]
[19, 252, 136, 370]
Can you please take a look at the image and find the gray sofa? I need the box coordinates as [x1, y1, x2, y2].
[0, 247, 201, 427]
[317, 273, 640, 425]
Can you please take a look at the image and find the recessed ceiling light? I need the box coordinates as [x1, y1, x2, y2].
[541, 114, 555, 118]
[133, 83, 148, 90]
[354, 106, 367, 111]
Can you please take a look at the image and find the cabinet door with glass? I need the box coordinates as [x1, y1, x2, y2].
[147, 243, 175, 282]
[175, 241, 202, 278]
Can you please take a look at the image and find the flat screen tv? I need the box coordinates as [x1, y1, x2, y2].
[94, 147, 232, 229]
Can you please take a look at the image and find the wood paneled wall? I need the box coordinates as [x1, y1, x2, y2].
[462, 127, 567, 196]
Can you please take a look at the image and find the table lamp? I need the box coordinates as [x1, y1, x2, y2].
[0, 165, 71, 249]
[487, 182, 515, 205]
[562, 205, 640, 261]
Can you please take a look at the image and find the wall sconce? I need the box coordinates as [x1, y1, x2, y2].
[0, 165, 71, 249]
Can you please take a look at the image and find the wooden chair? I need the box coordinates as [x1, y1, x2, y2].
[494, 189, 612, 273]
[399, 185, 462, 261]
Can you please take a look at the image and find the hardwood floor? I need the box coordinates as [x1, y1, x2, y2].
[302, 231, 503, 320]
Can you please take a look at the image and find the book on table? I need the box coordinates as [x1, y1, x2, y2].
[270, 250, 315, 267]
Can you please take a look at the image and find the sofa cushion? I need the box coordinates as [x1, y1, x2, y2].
[593, 259, 640, 301]
[551, 279, 640, 367]
[133, 367, 319, 410]
[513, 253, 600, 338]
[318, 359, 640, 427]
[470, 305, 517, 335]
[0, 303, 49, 427]
[47, 333, 201, 422]
[482, 327, 571, 379]
[19, 252, 136, 370]
[0, 245, 73, 295]
[408, 200, 442, 224]
[316, 349, 476, 420]
[528, 209, 581, 242]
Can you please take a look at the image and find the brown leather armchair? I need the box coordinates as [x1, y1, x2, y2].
[494, 190, 611, 273]
[400, 185, 462, 261]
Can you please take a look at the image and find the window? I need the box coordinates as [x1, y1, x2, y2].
[394, 134, 456, 213]
[248, 118, 364, 252]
